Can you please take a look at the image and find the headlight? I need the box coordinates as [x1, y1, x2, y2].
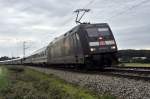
[111, 46, 116, 49]
[90, 48, 96, 52]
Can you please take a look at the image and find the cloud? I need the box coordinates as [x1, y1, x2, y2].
[0, 0, 150, 57]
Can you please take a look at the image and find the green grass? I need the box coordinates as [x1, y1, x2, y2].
[119, 63, 150, 67]
[0, 66, 9, 90]
[0, 66, 116, 99]
[25, 68, 115, 99]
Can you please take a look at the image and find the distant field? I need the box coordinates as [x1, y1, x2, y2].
[119, 63, 150, 67]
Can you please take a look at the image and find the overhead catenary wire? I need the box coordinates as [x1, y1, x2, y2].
[107, 0, 150, 21]
[77, 0, 150, 22]
[83, 0, 96, 9]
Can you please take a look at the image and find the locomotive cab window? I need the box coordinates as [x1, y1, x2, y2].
[86, 27, 111, 37]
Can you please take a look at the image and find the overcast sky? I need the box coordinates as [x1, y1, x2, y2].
[0, 0, 150, 57]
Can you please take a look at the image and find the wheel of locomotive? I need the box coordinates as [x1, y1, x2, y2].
[76, 64, 85, 70]
[85, 61, 93, 70]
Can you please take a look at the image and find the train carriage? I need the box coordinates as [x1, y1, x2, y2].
[30, 47, 47, 65]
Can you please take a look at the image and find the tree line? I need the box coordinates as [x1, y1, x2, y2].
[118, 49, 150, 63]
[0, 56, 20, 61]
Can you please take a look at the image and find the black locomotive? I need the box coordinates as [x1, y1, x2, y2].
[47, 23, 118, 69]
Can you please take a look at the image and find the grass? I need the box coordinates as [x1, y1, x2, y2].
[119, 63, 150, 67]
[0, 66, 116, 99]
[0, 66, 9, 91]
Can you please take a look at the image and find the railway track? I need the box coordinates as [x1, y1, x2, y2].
[10, 64, 150, 81]
[101, 66, 150, 81]
[26, 65, 150, 81]
[43, 66, 150, 81]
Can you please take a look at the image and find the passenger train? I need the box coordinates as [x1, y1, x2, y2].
[0, 23, 118, 69]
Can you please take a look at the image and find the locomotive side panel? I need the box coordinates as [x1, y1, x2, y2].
[47, 35, 77, 64]
[47, 27, 84, 64]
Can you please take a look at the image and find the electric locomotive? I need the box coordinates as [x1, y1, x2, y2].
[47, 23, 118, 69]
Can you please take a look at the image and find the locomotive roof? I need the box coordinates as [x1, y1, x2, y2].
[49, 25, 79, 45]
[48, 23, 109, 45]
[79, 23, 108, 27]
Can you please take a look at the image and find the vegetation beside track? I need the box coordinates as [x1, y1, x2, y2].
[0, 67, 9, 91]
[0, 66, 115, 99]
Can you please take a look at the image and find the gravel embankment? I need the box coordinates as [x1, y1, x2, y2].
[28, 67, 150, 99]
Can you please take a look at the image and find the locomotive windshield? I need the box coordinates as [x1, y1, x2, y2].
[86, 27, 111, 37]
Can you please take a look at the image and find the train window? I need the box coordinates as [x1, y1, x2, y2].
[98, 28, 110, 36]
[86, 27, 111, 37]
[45, 51, 46, 55]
